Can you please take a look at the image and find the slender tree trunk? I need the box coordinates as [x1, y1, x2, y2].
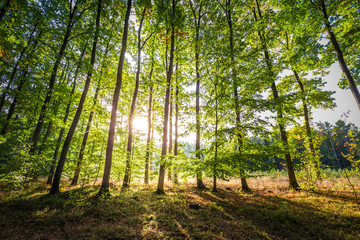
[168, 88, 173, 181]
[173, 64, 179, 184]
[98, 0, 131, 196]
[213, 82, 218, 192]
[292, 69, 321, 179]
[0, 0, 10, 22]
[70, 83, 101, 186]
[226, 0, 250, 192]
[254, 0, 299, 189]
[157, 0, 176, 195]
[190, 0, 206, 189]
[46, 42, 87, 185]
[50, 0, 102, 195]
[123, 8, 147, 188]
[70, 38, 110, 186]
[317, 0, 360, 110]
[145, 64, 154, 185]
[150, 106, 155, 172]
[30, 8, 77, 154]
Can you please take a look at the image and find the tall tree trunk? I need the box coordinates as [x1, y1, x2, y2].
[70, 38, 110, 186]
[156, 0, 176, 195]
[254, 1, 299, 189]
[30, 6, 79, 154]
[173, 64, 179, 184]
[213, 82, 218, 192]
[190, 0, 206, 189]
[50, 0, 102, 195]
[292, 69, 321, 179]
[123, 8, 147, 188]
[315, 0, 360, 110]
[144, 64, 154, 185]
[98, 0, 131, 196]
[168, 88, 173, 181]
[226, 0, 250, 192]
[46, 42, 87, 185]
[0, 0, 10, 22]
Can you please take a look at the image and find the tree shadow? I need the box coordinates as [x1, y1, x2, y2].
[1, 185, 360, 240]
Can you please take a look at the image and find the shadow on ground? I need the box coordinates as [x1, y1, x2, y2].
[0, 184, 359, 240]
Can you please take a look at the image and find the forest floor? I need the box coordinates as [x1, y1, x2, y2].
[0, 175, 360, 240]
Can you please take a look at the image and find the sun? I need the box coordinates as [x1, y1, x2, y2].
[133, 117, 148, 134]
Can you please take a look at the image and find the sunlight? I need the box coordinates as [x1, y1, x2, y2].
[133, 116, 148, 134]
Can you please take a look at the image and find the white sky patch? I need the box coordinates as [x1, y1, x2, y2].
[312, 63, 360, 127]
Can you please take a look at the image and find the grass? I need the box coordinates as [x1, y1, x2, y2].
[0, 175, 360, 240]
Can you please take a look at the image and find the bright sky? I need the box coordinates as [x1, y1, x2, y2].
[312, 63, 360, 127]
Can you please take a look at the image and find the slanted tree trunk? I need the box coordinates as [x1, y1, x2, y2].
[123, 8, 147, 188]
[70, 38, 111, 186]
[70, 83, 100, 186]
[225, 0, 250, 192]
[50, 0, 102, 195]
[144, 64, 154, 185]
[292, 69, 321, 179]
[312, 0, 360, 110]
[30, 3, 83, 154]
[46, 41, 87, 185]
[190, 0, 206, 189]
[253, 0, 299, 189]
[156, 0, 176, 195]
[97, 0, 131, 196]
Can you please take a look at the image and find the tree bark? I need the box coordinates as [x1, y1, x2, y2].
[98, 0, 131, 196]
[254, 0, 299, 189]
[50, 0, 102, 195]
[123, 8, 147, 188]
[156, 0, 176, 195]
[144, 64, 154, 185]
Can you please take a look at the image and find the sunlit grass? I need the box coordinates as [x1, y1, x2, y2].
[1, 174, 359, 239]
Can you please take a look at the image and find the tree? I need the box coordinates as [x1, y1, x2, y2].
[98, 0, 132, 196]
[156, 0, 176, 195]
[123, 4, 153, 188]
[50, 0, 102, 195]
[30, 0, 87, 154]
[309, 0, 360, 110]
